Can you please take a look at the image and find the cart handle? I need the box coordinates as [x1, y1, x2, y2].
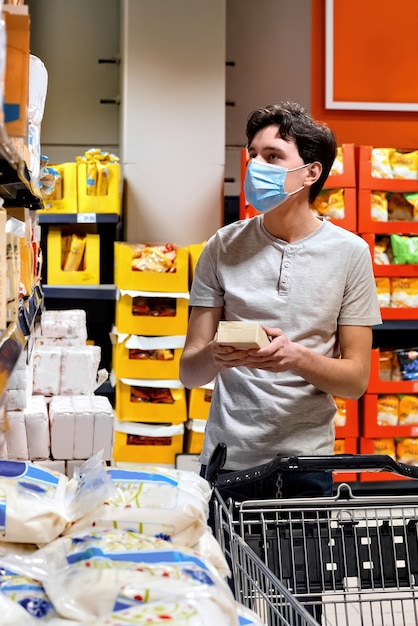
[205, 442, 418, 487]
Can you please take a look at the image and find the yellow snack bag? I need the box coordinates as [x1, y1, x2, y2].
[372, 438, 396, 459]
[330, 147, 344, 176]
[371, 148, 394, 179]
[398, 395, 418, 425]
[333, 396, 346, 427]
[63, 234, 86, 271]
[379, 350, 394, 381]
[391, 277, 418, 308]
[396, 438, 418, 465]
[334, 439, 345, 454]
[377, 394, 399, 426]
[375, 277, 391, 307]
[371, 191, 388, 222]
[389, 150, 418, 180]
[86, 162, 97, 196]
[387, 193, 414, 221]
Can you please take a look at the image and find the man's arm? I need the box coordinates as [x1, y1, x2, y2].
[246, 324, 373, 400]
[179, 306, 224, 389]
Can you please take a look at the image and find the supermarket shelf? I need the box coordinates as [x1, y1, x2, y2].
[0, 131, 43, 209]
[374, 319, 418, 330]
[0, 286, 43, 400]
[380, 307, 418, 321]
[37, 212, 120, 225]
[42, 284, 117, 300]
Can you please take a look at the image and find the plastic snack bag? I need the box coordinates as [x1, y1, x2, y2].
[371, 191, 388, 222]
[0, 529, 239, 624]
[390, 234, 418, 264]
[395, 347, 418, 381]
[371, 148, 394, 179]
[64, 465, 211, 548]
[389, 150, 418, 179]
[0, 452, 115, 544]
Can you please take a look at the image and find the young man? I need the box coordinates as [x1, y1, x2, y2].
[180, 102, 381, 500]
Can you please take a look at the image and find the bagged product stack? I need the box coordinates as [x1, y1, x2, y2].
[4, 309, 114, 473]
[112, 242, 190, 466]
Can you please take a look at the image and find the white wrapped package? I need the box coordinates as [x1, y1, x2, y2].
[15, 529, 239, 624]
[92, 395, 114, 460]
[192, 529, 230, 578]
[6, 347, 33, 392]
[5, 410, 29, 460]
[65, 465, 211, 547]
[34, 309, 87, 343]
[4, 386, 31, 411]
[72, 395, 94, 459]
[89, 596, 235, 625]
[0, 454, 115, 544]
[0, 594, 37, 626]
[33, 347, 61, 396]
[24, 395, 50, 460]
[60, 345, 101, 395]
[49, 396, 75, 460]
[236, 604, 266, 626]
[34, 335, 83, 348]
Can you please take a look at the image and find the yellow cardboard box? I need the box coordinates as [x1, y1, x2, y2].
[115, 377, 187, 424]
[3, 10, 29, 137]
[46, 226, 100, 285]
[111, 331, 185, 379]
[115, 290, 189, 336]
[184, 419, 207, 454]
[113, 421, 184, 465]
[78, 162, 121, 214]
[114, 242, 189, 292]
[188, 383, 214, 420]
[39, 163, 78, 213]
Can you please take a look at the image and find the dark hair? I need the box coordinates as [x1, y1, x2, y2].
[246, 102, 337, 202]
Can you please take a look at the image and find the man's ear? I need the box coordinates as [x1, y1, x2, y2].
[305, 161, 322, 185]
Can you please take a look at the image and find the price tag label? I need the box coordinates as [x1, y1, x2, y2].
[77, 213, 96, 224]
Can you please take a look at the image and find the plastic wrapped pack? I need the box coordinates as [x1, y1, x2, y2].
[65, 465, 211, 548]
[0, 452, 115, 544]
[0, 528, 239, 624]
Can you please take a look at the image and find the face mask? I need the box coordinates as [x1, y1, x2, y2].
[243, 159, 310, 214]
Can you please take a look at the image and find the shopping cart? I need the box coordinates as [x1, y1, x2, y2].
[206, 443, 418, 626]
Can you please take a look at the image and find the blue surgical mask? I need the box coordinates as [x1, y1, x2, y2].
[244, 159, 310, 213]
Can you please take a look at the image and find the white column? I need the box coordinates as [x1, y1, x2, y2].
[121, 0, 226, 246]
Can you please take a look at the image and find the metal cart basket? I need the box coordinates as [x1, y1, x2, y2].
[208, 444, 418, 626]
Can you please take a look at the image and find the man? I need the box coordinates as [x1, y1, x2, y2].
[180, 102, 381, 500]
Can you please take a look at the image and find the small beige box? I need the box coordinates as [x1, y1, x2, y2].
[216, 321, 270, 349]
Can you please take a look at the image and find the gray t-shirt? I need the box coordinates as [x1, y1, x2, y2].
[190, 216, 382, 469]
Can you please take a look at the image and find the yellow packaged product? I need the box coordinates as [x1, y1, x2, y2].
[396, 438, 418, 465]
[373, 236, 391, 265]
[334, 439, 345, 454]
[330, 146, 344, 176]
[63, 234, 86, 271]
[311, 188, 344, 220]
[372, 437, 396, 459]
[387, 193, 414, 221]
[379, 350, 394, 381]
[377, 394, 399, 426]
[375, 277, 391, 307]
[371, 191, 388, 222]
[391, 277, 418, 308]
[389, 150, 418, 180]
[333, 396, 346, 427]
[398, 395, 418, 425]
[371, 148, 395, 179]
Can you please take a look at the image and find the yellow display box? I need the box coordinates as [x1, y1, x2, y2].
[188, 242, 206, 284]
[40, 163, 78, 213]
[114, 242, 189, 293]
[188, 383, 214, 420]
[115, 290, 189, 336]
[111, 331, 185, 379]
[184, 419, 207, 454]
[46, 226, 100, 285]
[77, 162, 121, 214]
[113, 422, 184, 465]
[115, 377, 187, 424]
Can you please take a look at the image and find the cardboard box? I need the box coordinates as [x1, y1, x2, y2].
[114, 242, 189, 293]
[184, 418, 206, 454]
[115, 290, 189, 336]
[3, 10, 29, 137]
[216, 321, 270, 349]
[113, 421, 184, 465]
[115, 377, 187, 424]
[39, 163, 78, 213]
[77, 161, 121, 214]
[111, 331, 185, 379]
[46, 226, 100, 285]
[188, 383, 214, 420]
